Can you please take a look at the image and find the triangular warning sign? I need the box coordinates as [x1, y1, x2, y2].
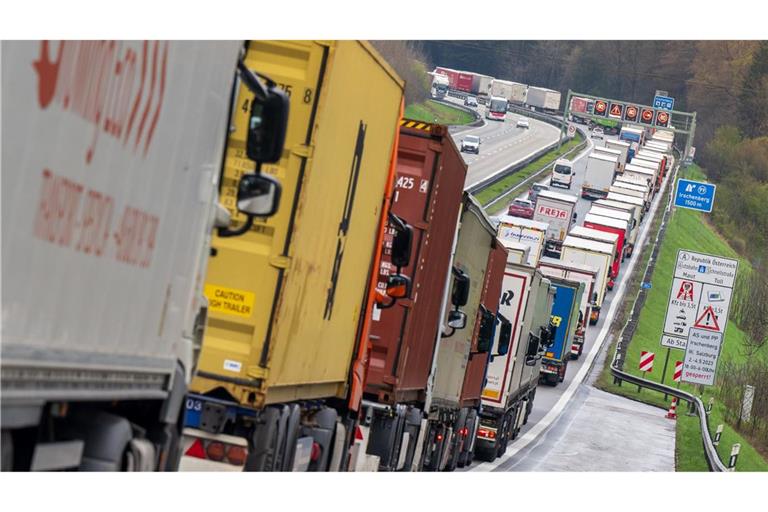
[694, 305, 721, 331]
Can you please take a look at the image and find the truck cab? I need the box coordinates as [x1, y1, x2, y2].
[550, 158, 574, 189]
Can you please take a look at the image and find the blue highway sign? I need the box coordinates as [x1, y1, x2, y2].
[674, 179, 716, 213]
[653, 95, 675, 111]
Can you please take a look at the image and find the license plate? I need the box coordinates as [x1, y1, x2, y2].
[184, 398, 204, 428]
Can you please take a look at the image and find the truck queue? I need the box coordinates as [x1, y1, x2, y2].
[1, 39, 675, 472]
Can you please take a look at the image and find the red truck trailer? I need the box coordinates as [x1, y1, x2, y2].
[362, 120, 467, 471]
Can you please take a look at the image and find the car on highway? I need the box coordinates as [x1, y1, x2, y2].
[516, 119, 530, 129]
[528, 183, 549, 202]
[460, 135, 480, 154]
[507, 198, 535, 219]
[464, 96, 478, 107]
[591, 127, 604, 139]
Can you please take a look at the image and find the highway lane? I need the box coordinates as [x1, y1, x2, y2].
[465, 131, 676, 471]
[438, 96, 562, 189]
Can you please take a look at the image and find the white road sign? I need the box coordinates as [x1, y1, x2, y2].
[660, 334, 687, 350]
[567, 124, 576, 138]
[662, 250, 738, 342]
[681, 328, 724, 386]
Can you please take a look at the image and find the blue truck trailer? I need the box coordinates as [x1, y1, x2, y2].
[539, 276, 584, 386]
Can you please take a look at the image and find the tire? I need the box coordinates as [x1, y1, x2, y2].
[546, 374, 559, 386]
[474, 443, 496, 462]
[578, 343, 584, 356]
[245, 407, 281, 471]
[1, 430, 13, 471]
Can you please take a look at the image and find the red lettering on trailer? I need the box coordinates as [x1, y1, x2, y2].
[32, 40, 168, 164]
[32, 168, 159, 268]
[537, 205, 568, 219]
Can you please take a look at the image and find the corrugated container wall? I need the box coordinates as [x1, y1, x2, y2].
[366, 123, 467, 405]
[192, 40, 404, 408]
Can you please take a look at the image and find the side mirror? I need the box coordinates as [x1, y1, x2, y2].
[496, 314, 512, 356]
[386, 274, 411, 300]
[389, 214, 413, 269]
[592, 291, 598, 304]
[447, 310, 467, 329]
[525, 332, 540, 365]
[244, 79, 289, 164]
[476, 306, 495, 354]
[541, 323, 557, 349]
[237, 173, 282, 217]
[451, 268, 470, 308]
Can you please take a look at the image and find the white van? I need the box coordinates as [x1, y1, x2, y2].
[551, 158, 574, 189]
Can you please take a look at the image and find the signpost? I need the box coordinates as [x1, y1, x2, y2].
[661, 250, 738, 387]
[567, 124, 576, 138]
[594, 100, 608, 117]
[674, 178, 716, 213]
[609, 102, 624, 119]
[624, 105, 639, 123]
[640, 107, 654, 125]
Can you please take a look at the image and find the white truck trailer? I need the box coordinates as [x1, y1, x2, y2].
[605, 139, 631, 168]
[496, 216, 549, 266]
[490, 79, 528, 105]
[533, 190, 579, 258]
[581, 152, 618, 200]
[560, 236, 614, 325]
[525, 86, 561, 112]
[1, 41, 284, 471]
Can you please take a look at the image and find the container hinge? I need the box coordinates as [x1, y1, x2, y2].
[246, 366, 269, 380]
[269, 255, 292, 269]
[291, 144, 313, 158]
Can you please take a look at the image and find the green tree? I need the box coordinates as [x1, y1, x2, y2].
[739, 41, 768, 138]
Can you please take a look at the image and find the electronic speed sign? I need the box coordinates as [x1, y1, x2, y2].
[655, 110, 670, 127]
[609, 103, 624, 119]
[624, 105, 639, 122]
[640, 108, 654, 125]
[594, 100, 608, 117]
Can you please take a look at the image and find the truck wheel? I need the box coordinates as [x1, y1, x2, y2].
[578, 343, 584, 356]
[1, 430, 12, 471]
[546, 374, 559, 386]
[474, 443, 496, 462]
[245, 407, 281, 471]
[559, 363, 567, 383]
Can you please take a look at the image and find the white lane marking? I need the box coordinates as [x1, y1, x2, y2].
[469, 154, 667, 472]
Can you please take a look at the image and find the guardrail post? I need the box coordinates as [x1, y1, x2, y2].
[713, 424, 724, 447]
[706, 397, 714, 415]
[728, 443, 740, 471]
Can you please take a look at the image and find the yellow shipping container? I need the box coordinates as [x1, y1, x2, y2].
[191, 41, 404, 409]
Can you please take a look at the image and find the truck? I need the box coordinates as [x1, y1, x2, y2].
[583, 212, 631, 263]
[421, 195, 507, 472]
[539, 276, 584, 386]
[495, 216, 548, 267]
[623, 162, 656, 194]
[561, 236, 614, 325]
[569, 225, 620, 289]
[182, 40, 409, 472]
[362, 121, 468, 473]
[605, 139, 631, 168]
[589, 206, 636, 256]
[1, 40, 289, 471]
[551, 158, 575, 189]
[487, 96, 509, 121]
[636, 149, 668, 180]
[477, 255, 555, 461]
[569, 96, 593, 115]
[593, 146, 623, 170]
[610, 181, 651, 211]
[433, 67, 475, 94]
[645, 140, 671, 155]
[431, 73, 450, 99]
[537, 258, 599, 359]
[620, 126, 645, 144]
[472, 73, 494, 100]
[491, 79, 528, 105]
[526, 86, 561, 112]
[533, 189, 579, 258]
[581, 152, 619, 200]
[606, 191, 645, 224]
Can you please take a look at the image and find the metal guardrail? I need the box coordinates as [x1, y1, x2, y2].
[607, 151, 728, 472]
[430, 97, 484, 127]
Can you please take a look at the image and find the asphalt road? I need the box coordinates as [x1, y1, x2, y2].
[439, 96, 562, 190]
[464, 131, 677, 471]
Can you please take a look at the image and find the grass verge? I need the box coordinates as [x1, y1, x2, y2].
[477, 133, 585, 214]
[595, 163, 768, 471]
[404, 100, 474, 126]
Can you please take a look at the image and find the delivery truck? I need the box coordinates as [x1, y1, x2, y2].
[495, 216, 548, 266]
[539, 276, 584, 385]
[610, 181, 650, 211]
[569, 226, 620, 289]
[491, 79, 528, 105]
[589, 206, 635, 256]
[620, 126, 645, 144]
[561, 236, 614, 325]
[581, 152, 618, 200]
[583, 212, 631, 264]
[537, 258, 598, 359]
[526, 86, 561, 113]
[533, 190, 579, 258]
[182, 40, 409, 473]
[551, 158, 575, 189]
[477, 258, 555, 461]
[421, 196, 506, 472]
[1, 40, 289, 471]
[629, 156, 663, 191]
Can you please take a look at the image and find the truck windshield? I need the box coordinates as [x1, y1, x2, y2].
[554, 164, 572, 175]
[490, 99, 507, 113]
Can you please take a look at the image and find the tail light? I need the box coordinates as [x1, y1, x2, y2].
[477, 428, 496, 439]
[436, 433, 444, 442]
[310, 442, 322, 462]
[354, 426, 365, 441]
[184, 437, 247, 466]
[460, 427, 469, 437]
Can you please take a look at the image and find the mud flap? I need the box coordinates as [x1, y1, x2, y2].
[327, 420, 346, 472]
[245, 407, 282, 471]
[303, 408, 338, 471]
[409, 418, 429, 472]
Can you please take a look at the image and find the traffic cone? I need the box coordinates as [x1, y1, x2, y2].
[665, 397, 678, 419]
